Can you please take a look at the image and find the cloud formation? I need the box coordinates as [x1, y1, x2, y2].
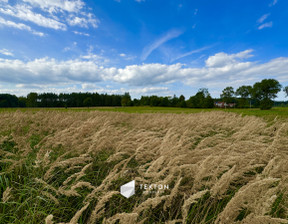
[0, 4, 67, 30]
[257, 13, 270, 23]
[0, 0, 99, 34]
[0, 16, 44, 36]
[141, 29, 183, 61]
[73, 31, 90, 36]
[258, 22, 273, 30]
[269, 0, 278, 7]
[0, 48, 13, 56]
[1, 50, 288, 93]
[171, 45, 213, 62]
[67, 13, 99, 28]
[22, 0, 84, 13]
[205, 49, 253, 68]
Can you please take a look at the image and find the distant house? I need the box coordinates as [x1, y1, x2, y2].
[215, 101, 236, 108]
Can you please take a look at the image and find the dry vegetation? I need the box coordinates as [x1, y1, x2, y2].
[0, 110, 288, 224]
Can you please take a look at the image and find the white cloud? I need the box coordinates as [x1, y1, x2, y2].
[113, 63, 185, 85]
[0, 4, 67, 30]
[67, 13, 99, 28]
[73, 31, 90, 36]
[81, 83, 99, 90]
[0, 84, 85, 96]
[81, 84, 169, 96]
[0, 49, 13, 56]
[80, 53, 109, 64]
[67, 16, 88, 27]
[0, 16, 44, 36]
[119, 53, 137, 61]
[1, 50, 288, 91]
[141, 29, 183, 61]
[0, 57, 106, 84]
[0, 0, 99, 31]
[81, 86, 170, 98]
[130, 86, 169, 94]
[258, 22, 273, 30]
[5, 85, 170, 98]
[269, 0, 278, 6]
[22, 0, 84, 13]
[171, 45, 213, 62]
[205, 49, 253, 68]
[257, 13, 270, 23]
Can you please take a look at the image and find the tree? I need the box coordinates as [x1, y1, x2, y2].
[159, 97, 170, 107]
[18, 97, 27, 107]
[26, 92, 38, 107]
[236, 86, 252, 98]
[252, 79, 281, 110]
[83, 97, 93, 108]
[236, 85, 253, 108]
[0, 94, 19, 107]
[220, 87, 235, 104]
[121, 92, 131, 107]
[187, 88, 214, 108]
[149, 95, 160, 106]
[38, 93, 58, 107]
[178, 95, 186, 108]
[198, 88, 210, 98]
[204, 95, 214, 108]
[171, 95, 179, 107]
[179, 95, 185, 102]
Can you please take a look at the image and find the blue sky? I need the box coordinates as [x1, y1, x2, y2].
[0, 0, 288, 100]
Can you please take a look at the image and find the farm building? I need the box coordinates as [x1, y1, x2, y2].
[215, 101, 236, 108]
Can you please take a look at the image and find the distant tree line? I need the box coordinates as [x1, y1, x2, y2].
[0, 79, 287, 110]
[132, 89, 214, 108]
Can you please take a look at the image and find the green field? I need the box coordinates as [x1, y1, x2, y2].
[1, 106, 288, 121]
[91, 106, 288, 119]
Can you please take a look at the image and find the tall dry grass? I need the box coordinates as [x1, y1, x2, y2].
[0, 110, 287, 223]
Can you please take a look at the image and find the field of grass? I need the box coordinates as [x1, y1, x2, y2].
[1, 106, 288, 121]
[0, 109, 288, 223]
[92, 106, 288, 120]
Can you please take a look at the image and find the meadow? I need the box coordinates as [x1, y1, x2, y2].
[0, 107, 288, 223]
[1, 106, 288, 120]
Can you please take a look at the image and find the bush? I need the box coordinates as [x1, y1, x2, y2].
[260, 98, 274, 110]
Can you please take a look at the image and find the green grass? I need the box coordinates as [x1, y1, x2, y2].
[186, 191, 235, 224]
[1, 106, 288, 121]
[270, 192, 287, 219]
[235, 207, 251, 221]
[0, 140, 116, 224]
[73, 106, 288, 120]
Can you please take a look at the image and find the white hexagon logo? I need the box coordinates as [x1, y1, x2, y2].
[120, 180, 135, 198]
